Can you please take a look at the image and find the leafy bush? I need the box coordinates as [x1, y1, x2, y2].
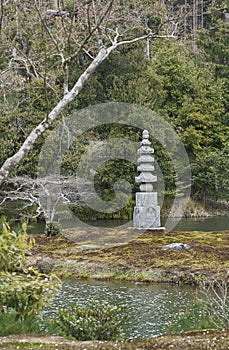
[45, 221, 62, 236]
[0, 271, 60, 321]
[0, 222, 60, 321]
[57, 299, 128, 340]
[0, 222, 31, 272]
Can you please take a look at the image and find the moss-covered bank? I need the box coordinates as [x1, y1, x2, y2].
[31, 228, 229, 284]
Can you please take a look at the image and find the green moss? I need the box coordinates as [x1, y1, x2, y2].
[32, 229, 229, 284]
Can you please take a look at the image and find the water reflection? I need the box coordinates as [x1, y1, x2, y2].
[85, 217, 229, 231]
[28, 216, 229, 234]
[45, 279, 196, 338]
[165, 217, 229, 232]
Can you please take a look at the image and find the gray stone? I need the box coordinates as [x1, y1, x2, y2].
[134, 204, 160, 228]
[161, 243, 191, 251]
[135, 172, 157, 184]
[36, 258, 54, 273]
[133, 130, 163, 229]
[137, 164, 155, 172]
[137, 155, 155, 163]
[138, 146, 154, 154]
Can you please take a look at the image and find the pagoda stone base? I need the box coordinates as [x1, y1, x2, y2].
[133, 192, 161, 229]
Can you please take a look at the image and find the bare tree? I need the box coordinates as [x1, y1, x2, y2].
[0, 0, 178, 186]
[199, 273, 229, 328]
[0, 175, 97, 225]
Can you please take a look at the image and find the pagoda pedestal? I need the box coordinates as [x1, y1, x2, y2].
[134, 192, 161, 229]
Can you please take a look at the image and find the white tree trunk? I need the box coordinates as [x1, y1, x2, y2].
[0, 47, 111, 186]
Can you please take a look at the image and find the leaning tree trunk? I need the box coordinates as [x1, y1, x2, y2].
[0, 47, 110, 187]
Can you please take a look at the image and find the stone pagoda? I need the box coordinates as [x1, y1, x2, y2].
[133, 130, 161, 229]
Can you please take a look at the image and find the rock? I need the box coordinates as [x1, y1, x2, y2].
[161, 242, 191, 251]
[36, 258, 54, 273]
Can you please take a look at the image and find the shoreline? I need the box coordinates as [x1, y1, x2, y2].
[1, 328, 228, 349]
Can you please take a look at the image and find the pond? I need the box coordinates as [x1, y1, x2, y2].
[162, 216, 229, 232]
[28, 216, 229, 234]
[45, 279, 197, 338]
[85, 216, 229, 231]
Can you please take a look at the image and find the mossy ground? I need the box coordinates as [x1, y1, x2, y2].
[31, 228, 229, 284]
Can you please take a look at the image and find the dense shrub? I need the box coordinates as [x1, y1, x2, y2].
[57, 298, 128, 340]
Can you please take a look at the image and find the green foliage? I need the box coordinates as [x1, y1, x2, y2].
[57, 299, 128, 340]
[197, 13, 229, 78]
[148, 41, 226, 158]
[0, 1, 228, 213]
[0, 309, 61, 336]
[0, 222, 60, 321]
[0, 271, 59, 321]
[192, 144, 229, 201]
[168, 275, 229, 334]
[0, 310, 41, 336]
[167, 300, 219, 334]
[45, 221, 62, 236]
[0, 222, 32, 272]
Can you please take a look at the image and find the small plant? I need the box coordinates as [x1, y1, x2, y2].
[167, 301, 217, 334]
[167, 274, 229, 334]
[57, 298, 128, 340]
[0, 311, 41, 336]
[0, 222, 60, 321]
[198, 275, 229, 328]
[45, 221, 62, 236]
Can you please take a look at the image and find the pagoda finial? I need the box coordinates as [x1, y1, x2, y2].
[142, 129, 149, 139]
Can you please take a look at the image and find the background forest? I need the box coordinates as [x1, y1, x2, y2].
[0, 0, 228, 223]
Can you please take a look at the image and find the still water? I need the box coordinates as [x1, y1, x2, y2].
[29, 216, 229, 234]
[46, 279, 196, 338]
[86, 216, 229, 231]
[162, 216, 229, 231]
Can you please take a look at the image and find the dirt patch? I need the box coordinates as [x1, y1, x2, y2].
[0, 329, 228, 349]
[30, 229, 229, 284]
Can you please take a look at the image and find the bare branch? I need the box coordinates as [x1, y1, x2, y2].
[82, 48, 95, 60]
[0, 0, 4, 36]
[0, 175, 98, 223]
[64, 0, 114, 65]
[114, 32, 176, 48]
[9, 53, 39, 79]
[34, 1, 65, 64]
[199, 274, 229, 327]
